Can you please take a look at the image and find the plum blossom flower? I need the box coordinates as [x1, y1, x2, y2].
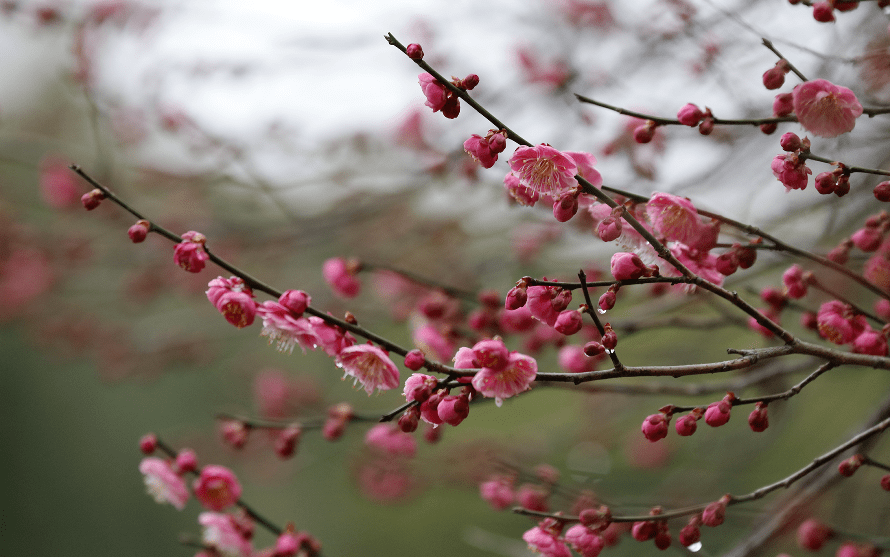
[565, 151, 602, 187]
[792, 79, 863, 138]
[336, 344, 400, 395]
[464, 130, 507, 169]
[194, 465, 242, 512]
[565, 524, 605, 557]
[817, 300, 867, 345]
[322, 257, 361, 298]
[364, 423, 417, 457]
[508, 144, 579, 198]
[646, 192, 701, 245]
[174, 231, 209, 273]
[256, 301, 317, 354]
[525, 282, 571, 327]
[206, 276, 257, 328]
[771, 153, 811, 191]
[471, 350, 537, 406]
[139, 457, 189, 510]
[522, 519, 571, 557]
[418, 73, 459, 118]
[480, 475, 515, 510]
[504, 172, 540, 206]
[199, 512, 253, 557]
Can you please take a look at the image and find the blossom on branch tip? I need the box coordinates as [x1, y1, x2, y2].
[792, 79, 863, 138]
[174, 231, 209, 273]
[139, 457, 189, 510]
[336, 344, 400, 395]
[193, 465, 242, 511]
[464, 130, 507, 169]
[748, 402, 769, 432]
[508, 144, 579, 198]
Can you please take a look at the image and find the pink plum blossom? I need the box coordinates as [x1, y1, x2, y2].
[479, 476, 514, 510]
[412, 323, 455, 361]
[418, 73, 459, 118]
[403, 373, 438, 402]
[677, 103, 704, 127]
[256, 301, 317, 354]
[364, 423, 417, 457]
[508, 144, 579, 198]
[199, 512, 253, 557]
[193, 465, 242, 511]
[771, 153, 811, 191]
[565, 151, 602, 187]
[852, 327, 888, 356]
[610, 252, 652, 281]
[641, 413, 669, 442]
[322, 257, 361, 298]
[174, 231, 209, 273]
[792, 79, 863, 138]
[206, 276, 257, 328]
[504, 172, 540, 206]
[139, 457, 189, 510]
[817, 300, 867, 345]
[336, 344, 400, 395]
[564, 524, 604, 557]
[525, 282, 570, 327]
[522, 520, 571, 557]
[646, 192, 702, 245]
[471, 350, 537, 406]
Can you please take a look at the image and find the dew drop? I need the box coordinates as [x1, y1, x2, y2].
[597, 308, 607, 314]
[688, 542, 702, 552]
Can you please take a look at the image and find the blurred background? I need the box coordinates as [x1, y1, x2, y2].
[2, 0, 890, 556]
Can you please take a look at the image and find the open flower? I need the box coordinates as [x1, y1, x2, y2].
[139, 457, 189, 510]
[471, 350, 537, 406]
[256, 301, 317, 354]
[792, 79, 863, 138]
[206, 276, 257, 328]
[194, 465, 242, 512]
[646, 192, 701, 245]
[508, 144, 578, 198]
[199, 512, 253, 557]
[336, 344, 400, 395]
[174, 231, 209, 273]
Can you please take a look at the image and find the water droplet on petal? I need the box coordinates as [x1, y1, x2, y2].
[597, 308, 607, 314]
[689, 542, 702, 552]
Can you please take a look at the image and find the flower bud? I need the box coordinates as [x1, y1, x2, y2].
[398, 406, 420, 433]
[220, 419, 250, 449]
[677, 103, 704, 127]
[274, 425, 302, 459]
[773, 92, 794, 116]
[834, 175, 850, 197]
[505, 284, 528, 310]
[128, 220, 150, 243]
[631, 520, 656, 541]
[598, 289, 616, 311]
[762, 66, 786, 90]
[406, 43, 424, 60]
[702, 496, 728, 527]
[461, 74, 480, 90]
[583, 341, 605, 357]
[748, 402, 769, 432]
[874, 181, 890, 202]
[641, 413, 669, 442]
[633, 121, 656, 144]
[759, 122, 778, 135]
[812, 1, 835, 22]
[175, 449, 198, 473]
[279, 290, 310, 315]
[437, 394, 470, 426]
[797, 518, 833, 551]
[81, 188, 104, 210]
[140, 433, 158, 454]
[838, 454, 864, 477]
[675, 413, 698, 436]
[601, 324, 617, 350]
[779, 132, 801, 152]
[597, 216, 622, 242]
[698, 116, 714, 136]
[704, 395, 733, 427]
[553, 191, 580, 222]
[554, 309, 583, 335]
